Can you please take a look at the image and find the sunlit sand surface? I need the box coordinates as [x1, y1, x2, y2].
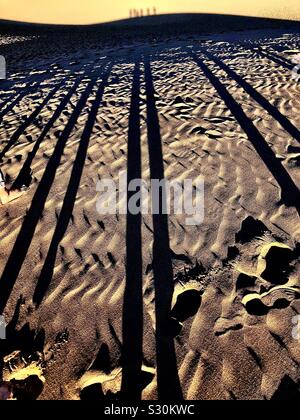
[0, 14, 300, 400]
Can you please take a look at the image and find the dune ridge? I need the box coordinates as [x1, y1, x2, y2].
[0, 16, 300, 400]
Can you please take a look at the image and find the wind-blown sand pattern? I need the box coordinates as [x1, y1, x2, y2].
[0, 15, 300, 400]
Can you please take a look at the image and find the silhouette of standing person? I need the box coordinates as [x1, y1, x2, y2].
[147, 8, 151, 16]
[153, 6, 157, 15]
[140, 9, 144, 17]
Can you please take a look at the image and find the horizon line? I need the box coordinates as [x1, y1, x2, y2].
[0, 12, 299, 27]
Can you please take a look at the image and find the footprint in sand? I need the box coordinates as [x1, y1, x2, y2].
[241, 242, 300, 316]
[0, 170, 28, 205]
[0, 329, 70, 400]
[287, 153, 300, 168]
[242, 286, 300, 316]
[0, 297, 69, 400]
[214, 228, 300, 335]
[171, 289, 202, 323]
[79, 345, 155, 400]
[79, 366, 155, 401]
[257, 242, 294, 284]
[168, 288, 202, 338]
[1, 351, 45, 401]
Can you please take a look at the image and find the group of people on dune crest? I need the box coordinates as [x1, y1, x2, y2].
[129, 6, 157, 18]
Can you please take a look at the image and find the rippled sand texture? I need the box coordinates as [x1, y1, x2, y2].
[0, 23, 300, 400]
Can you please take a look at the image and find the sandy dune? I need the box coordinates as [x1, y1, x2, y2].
[0, 15, 300, 400]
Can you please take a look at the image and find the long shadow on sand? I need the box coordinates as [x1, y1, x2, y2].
[254, 48, 296, 71]
[0, 70, 57, 126]
[0, 80, 64, 162]
[200, 48, 300, 143]
[0, 71, 99, 313]
[12, 77, 83, 190]
[188, 48, 300, 215]
[121, 61, 144, 400]
[144, 56, 183, 401]
[32, 63, 113, 306]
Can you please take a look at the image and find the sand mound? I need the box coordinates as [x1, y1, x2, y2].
[0, 20, 300, 400]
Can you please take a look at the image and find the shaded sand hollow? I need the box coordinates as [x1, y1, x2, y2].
[0, 14, 300, 400]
